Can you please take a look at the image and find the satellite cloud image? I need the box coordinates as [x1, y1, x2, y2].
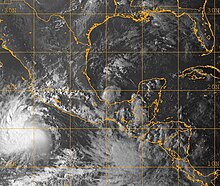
[0, 0, 220, 185]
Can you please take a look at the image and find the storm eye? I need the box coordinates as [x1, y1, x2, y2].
[0, 103, 52, 164]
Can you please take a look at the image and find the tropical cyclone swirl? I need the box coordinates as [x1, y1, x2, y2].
[0, 0, 220, 185]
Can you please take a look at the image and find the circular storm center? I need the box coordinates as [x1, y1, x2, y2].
[0, 117, 51, 159]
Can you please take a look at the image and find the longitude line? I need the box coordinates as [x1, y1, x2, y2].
[141, 1, 144, 185]
[31, 0, 36, 185]
[213, 0, 216, 184]
[106, 0, 109, 186]
[69, 0, 73, 185]
[177, 0, 180, 185]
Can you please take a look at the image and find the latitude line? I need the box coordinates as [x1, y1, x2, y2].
[1, 89, 220, 92]
[1, 50, 220, 54]
[0, 127, 220, 130]
[2, 165, 220, 169]
[1, 12, 220, 16]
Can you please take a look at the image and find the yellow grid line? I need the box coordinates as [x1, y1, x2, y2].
[31, 0, 36, 185]
[0, 127, 219, 130]
[1, 89, 220, 92]
[2, 50, 220, 53]
[0, 165, 219, 169]
[106, 1, 109, 185]
[1, 51, 220, 54]
[69, 0, 73, 185]
[0, 0, 12, 4]
[177, 0, 181, 185]
[141, 0, 145, 185]
[213, 0, 217, 184]
[0, 12, 219, 15]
